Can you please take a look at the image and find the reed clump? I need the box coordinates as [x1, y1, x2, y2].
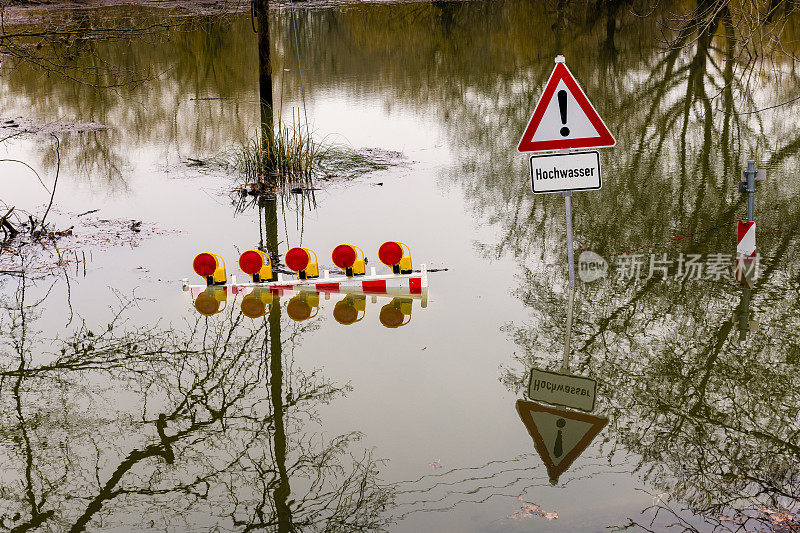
[232, 112, 390, 197]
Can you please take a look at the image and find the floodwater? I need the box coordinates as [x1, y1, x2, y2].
[1, 2, 799, 531]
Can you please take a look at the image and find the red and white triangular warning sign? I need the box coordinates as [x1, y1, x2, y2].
[516, 399, 608, 483]
[517, 58, 615, 152]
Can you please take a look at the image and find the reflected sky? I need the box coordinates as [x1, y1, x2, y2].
[1, 1, 800, 531]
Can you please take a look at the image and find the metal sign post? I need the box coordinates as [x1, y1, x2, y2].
[737, 287, 752, 341]
[562, 189, 575, 372]
[737, 160, 763, 258]
[745, 159, 756, 222]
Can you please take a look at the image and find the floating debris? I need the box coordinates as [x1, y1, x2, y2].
[718, 507, 798, 531]
[0, 117, 108, 136]
[0, 211, 180, 276]
[508, 498, 558, 521]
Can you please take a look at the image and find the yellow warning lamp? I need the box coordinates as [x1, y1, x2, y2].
[333, 294, 366, 325]
[193, 252, 227, 285]
[241, 287, 274, 319]
[286, 291, 320, 322]
[331, 244, 366, 277]
[285, 247, 319, 279]
[239, 250, 273, 282]
[379, 297, 413, 328]
[194, 287, 227, 316]
[378, 241, 412, 274]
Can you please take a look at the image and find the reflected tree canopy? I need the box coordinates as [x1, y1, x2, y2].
[3, 1, 800, 203]
[0, 276, 393, 531]
[502, 234, 800, 529]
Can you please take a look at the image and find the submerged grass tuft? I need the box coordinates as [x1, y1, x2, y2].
[230, 111, 393, 197]
[315, 145, 389, 179]
[234, 113, 316, 190]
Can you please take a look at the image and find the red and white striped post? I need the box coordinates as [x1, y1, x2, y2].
[737, 160, 757, 257]
[736, 220, 756, 257]
[735, 160, 760, 288]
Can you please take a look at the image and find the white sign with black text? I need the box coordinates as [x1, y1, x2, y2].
[529, 150, 601, 194]
[527, 368, 597, 412]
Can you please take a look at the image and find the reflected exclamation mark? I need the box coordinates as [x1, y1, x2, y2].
[558, 90, 570, 137]
[554, 418, 565, 458]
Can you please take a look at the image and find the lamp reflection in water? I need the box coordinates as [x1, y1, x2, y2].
[333, 294, 366, 325]
[286, 291, 320, 322]
[191, 287, 427, 327]
[241, 287, 274, 319]
[379, 297, 413, 328]
[193, 286, 228, 316]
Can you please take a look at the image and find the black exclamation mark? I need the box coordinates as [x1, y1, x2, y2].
[558, 90, 570, 137]
[554, 418, 566, 458]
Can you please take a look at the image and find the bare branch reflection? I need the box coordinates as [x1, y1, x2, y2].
[0, 277, 394, 531]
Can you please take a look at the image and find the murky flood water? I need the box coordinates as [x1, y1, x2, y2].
[1, 2, 799, 531]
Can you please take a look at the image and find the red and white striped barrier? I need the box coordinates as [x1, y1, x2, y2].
[737, 220, 756, 257]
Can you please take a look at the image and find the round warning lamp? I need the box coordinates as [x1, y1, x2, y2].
[332, 244, 357, 270]
[379, 304, 406, 328]
[193, 253, 217, 277]
[194, 292, 221, 316]
[378, 241, 403, 266]
[285, 247, 310, 272]
[239, 250, 264, 275]
[333, 301, 359, 325]
[241, 295, 267, 319]
[287, 297, 313, 321]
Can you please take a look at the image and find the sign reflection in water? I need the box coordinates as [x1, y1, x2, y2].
[516, 399, 608, 485]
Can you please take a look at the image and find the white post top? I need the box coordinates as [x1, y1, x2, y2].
[555, 55, 565, 64]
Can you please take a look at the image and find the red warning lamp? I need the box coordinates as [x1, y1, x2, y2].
[239, 250, 273, 282]
[379, 297, 413, 328]
[285, 247, 319, 279]
[378, 241, 412, 274]
[193, 253, 216, 276]
[285, 247, 309, 271]
[331, 244, 366, 277]
[193, 252, 227, 285]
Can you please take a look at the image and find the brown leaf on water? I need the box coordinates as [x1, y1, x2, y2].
[508, 500, 558, 520]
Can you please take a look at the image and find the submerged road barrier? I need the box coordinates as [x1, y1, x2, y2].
[183, 241, 430, 326]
